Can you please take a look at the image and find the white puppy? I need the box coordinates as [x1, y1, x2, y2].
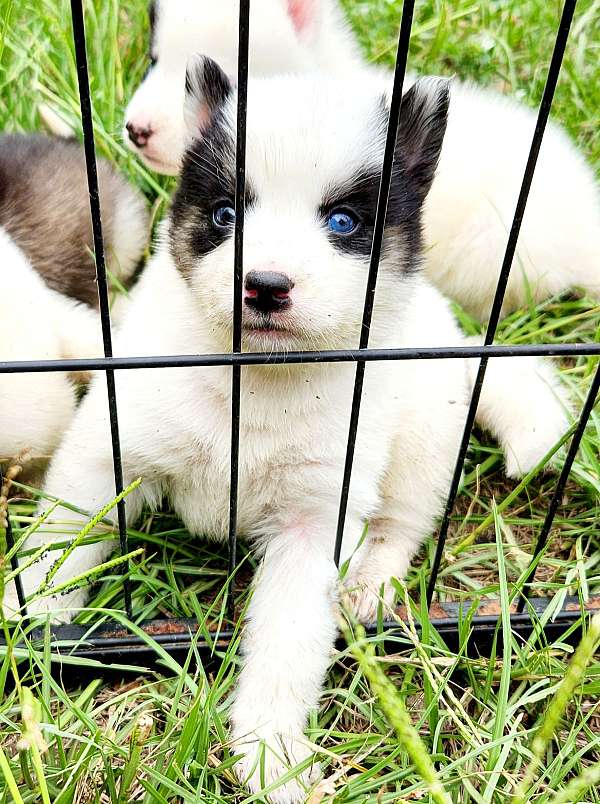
[8, 63, 569, 801]
[0, 135, 149, 467]
[124, 0, 361, 174]
[124, 0, 600, 318]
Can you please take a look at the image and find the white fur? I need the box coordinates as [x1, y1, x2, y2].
[123, 0, 361, 174]
[125, 0, 600, 317]
[0, 228, 102, 463]
[423, 80, 600, 318]
[106, 183, 149, 282]
[7, 73, 571, 802]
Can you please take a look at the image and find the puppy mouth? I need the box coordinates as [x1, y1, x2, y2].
[124, 136, 180, 174]
[140, 151, 180, 175]
[242, 314, 297, 339]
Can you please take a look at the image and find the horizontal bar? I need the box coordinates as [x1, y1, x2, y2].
[5, 596, 596, 676]
[1, 343, 599, 375]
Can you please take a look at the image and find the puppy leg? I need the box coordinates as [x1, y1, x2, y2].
[2, 395, 144, 622]
[466, 339, 571, 478]
[230, 510, 358, 803]
[344, 381, 466, 624]
[344, 465, 454, 624]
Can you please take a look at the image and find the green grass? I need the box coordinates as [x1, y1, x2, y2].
[1, 0, 600, 801]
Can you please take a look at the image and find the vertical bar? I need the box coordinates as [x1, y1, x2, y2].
[516, 359, 600, 611]
[333, 0, 416, 566]
[227, 0, 250, 618]
[1, 469, 27, 614]
[70, 0, 132, 618]
[426, 0, 578, 606]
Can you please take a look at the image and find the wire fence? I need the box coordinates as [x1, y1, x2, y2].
[1, 0, 599, 664]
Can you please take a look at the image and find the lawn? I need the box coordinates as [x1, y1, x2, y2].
[1, 0, 599, 802]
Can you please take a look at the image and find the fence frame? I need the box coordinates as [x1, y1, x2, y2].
[1, 0, 598, 668]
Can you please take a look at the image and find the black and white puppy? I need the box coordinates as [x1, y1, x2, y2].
[125, 0, 600, 319]
[9, 62, 569, 801]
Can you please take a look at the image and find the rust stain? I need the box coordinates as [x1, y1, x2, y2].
[428, 602, 450, 619]
[477, 602, 517, 616]
[392, 602, 449, 621]
[565, 596, 600, 612]
[140, 620, 192, 636]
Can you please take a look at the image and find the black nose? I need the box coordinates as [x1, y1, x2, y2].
[244, 271, 294, 314]
[126, 121, 153, 149]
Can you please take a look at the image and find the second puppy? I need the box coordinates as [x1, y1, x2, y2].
[0, 134, 149, 468]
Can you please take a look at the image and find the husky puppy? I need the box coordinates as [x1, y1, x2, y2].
[123, 0, 362, 174]
[6, 62, 569, 800]
[0, 135, 149, 467]
[0, 134, 149, 308]
[0, 230, 101, 467]
[124, 0, 600, 319]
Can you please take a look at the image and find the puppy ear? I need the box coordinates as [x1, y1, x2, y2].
[396, 77, 450, 200]
[286, 0, 318, 37]
[184, 54, 234, 139]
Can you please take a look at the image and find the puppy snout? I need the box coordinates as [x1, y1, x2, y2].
[126, 121, 153, 149]
[244, 271, 294, 314]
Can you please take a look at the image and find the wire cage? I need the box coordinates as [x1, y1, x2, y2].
[1, 0, 599, 671]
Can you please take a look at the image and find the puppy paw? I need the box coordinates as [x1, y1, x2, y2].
[344, 575, 396, 624]
[233, 732, 318, 803]
[503, 423, 566, 479]
[2, 580, 84, 623]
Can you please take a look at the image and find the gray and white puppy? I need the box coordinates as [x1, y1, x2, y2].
[0, 134, 149, 469]
[0, 134, 148, 307]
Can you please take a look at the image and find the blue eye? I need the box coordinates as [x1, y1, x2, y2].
[213, 204, 236, 228]
[326, 209, 358, 235]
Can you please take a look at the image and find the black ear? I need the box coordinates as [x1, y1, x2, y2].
[184, 55, 234, 140]
[396, 77, 450, 200]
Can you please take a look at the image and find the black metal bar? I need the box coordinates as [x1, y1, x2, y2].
[1, 469, 26, 614]
[227, 0, 250, 618]
[5, 597, 595, 676]
[427, 0, 578, 606]
[2, 342, 600, 375]
[517, 359, 600, 612]
[333, 0, 416, 565]
[69, 0, 131, 618]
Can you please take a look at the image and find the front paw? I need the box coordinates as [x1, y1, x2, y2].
[344, 575, 396, 624]
[233, 732, 319, 803]
[2, 580, 85, 623]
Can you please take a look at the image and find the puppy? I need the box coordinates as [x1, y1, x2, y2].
[0, 135, 149, 468]
[6, 62, 570, 801]
[124, 0, 600, 318]
[124, 0, 361, 174]
[0, 134, 149, 308]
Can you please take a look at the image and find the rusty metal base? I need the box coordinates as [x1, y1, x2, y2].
[3, 596, 597, 681]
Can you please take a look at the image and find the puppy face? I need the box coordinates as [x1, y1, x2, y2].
[169, 59, 449, 353]
[124, 0, 319, 174]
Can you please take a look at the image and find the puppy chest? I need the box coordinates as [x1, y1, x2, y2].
[167, 414, 344, 539]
